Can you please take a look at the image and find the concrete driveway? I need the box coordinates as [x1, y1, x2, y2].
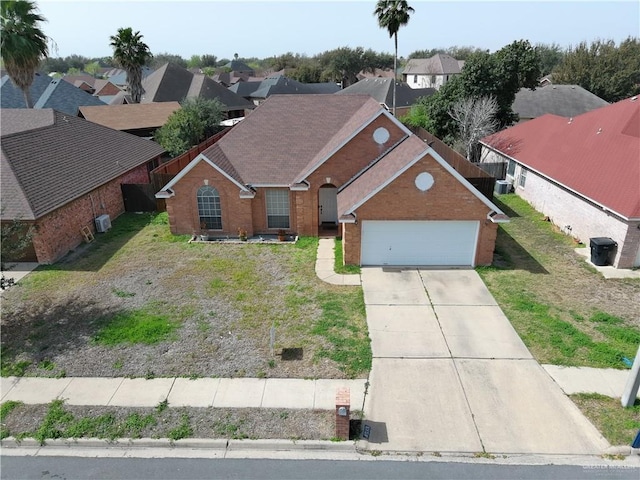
[359, 268, 609, 455]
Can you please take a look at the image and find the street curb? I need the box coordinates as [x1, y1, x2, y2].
[227, 439, 355, 451]
[604, 445, 639, 456]
[0, 437, 355, 452]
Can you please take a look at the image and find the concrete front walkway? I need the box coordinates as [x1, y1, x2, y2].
[315, 238, 361, 286]
[0, 376, 366, 410]
[358, 268, 610, 455]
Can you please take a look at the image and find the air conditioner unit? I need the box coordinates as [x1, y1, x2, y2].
[95, 214, 111, 233]
[494, 180, 510, 195]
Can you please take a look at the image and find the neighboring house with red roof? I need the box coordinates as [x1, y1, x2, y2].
[480, 96, 640, 268]
[1, 109, 165, 264]
[402, 54, 464, 90]
[156, 94, 507, 267]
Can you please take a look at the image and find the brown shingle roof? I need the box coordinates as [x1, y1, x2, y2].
[201, 94, 384, 185]
[1, 109, 165, 220]
[337, 135, 428, 215]
[140, 63, 254, 111]
[78, 102, 181, 131]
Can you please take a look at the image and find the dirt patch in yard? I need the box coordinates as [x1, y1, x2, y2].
[0, 214, 369, 380]
[1, 402, 336, 442]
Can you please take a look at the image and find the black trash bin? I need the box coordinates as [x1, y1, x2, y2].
[589, 237, 617, 266]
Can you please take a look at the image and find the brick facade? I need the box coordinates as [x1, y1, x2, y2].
[166, 114, 408, 238]
[166, 161, 254, 237]
[482, 145, 640, 269]
[343, 154, 497, 266]
[28, 163, 151, 264]
[514, 165, 639, 268]
[164, 121, 499, 266]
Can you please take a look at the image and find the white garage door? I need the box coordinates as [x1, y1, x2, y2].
[361, 220, 479, 266]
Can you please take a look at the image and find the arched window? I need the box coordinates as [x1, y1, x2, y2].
[197, 186, 222, 229]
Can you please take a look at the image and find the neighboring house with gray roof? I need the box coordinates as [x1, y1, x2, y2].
[229, 75, 340, 105]
[2, 73, 105, 115]
[138, 63, 254, 119]
[1, 72, 51, 109]
[224, 59, 254, 76]
[107, 66, 154, 88]
[402, 54, 464, 90]
[512, 84, 609, 122]
[1, 109, 165, 264]
[156, 94, 506, 267]
[336, 78, 435, 117]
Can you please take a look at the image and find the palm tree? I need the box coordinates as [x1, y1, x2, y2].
[374, 0, 414, 117]
[0, 0, 49, 108]
[109, 27, 152, 103]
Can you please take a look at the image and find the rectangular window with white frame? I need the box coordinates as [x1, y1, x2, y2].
[507, 159, 516, 177]
[518, 168, 527, 188]
[266, 189, 290, 229]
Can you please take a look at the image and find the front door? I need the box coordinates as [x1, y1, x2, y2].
[319, 186, 338, 225]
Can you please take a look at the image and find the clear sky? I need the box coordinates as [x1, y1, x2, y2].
[36, 0, 640, 60]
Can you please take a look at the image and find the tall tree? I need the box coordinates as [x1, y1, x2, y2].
[374, 0, 414, 116]
[449, 95, 499, 162]
[109, 27, 152, 103]
[154, 98, 224, 157]
[0, 0, 49, 108]
[150, 52, 186, 69]
[553, 38, 640, 102]
[535, 42, 564, 76]
[406, 40, 540, 145]
[84, 60, 101, 77]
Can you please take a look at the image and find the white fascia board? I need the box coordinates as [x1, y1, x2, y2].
[155, 188, 174, 199]
[427, 146, 506, 217]
[344, 148, 428, 215]
[250, 184, 291, 188]
[158, 153, 251, 194]
[294, 108, 413, 184]
[338, 214, 357, 224]
[379, 108, 414, 136]
[480, 143, 632, 222]
[290, 181, 310, 191]
[343, 146, 507, 218]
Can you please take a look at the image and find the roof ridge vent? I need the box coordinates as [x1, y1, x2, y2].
[631, 96, 638, 102]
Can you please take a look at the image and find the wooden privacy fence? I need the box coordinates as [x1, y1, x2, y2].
[409, 127, 496, 201]
[151, 127, 232, 211]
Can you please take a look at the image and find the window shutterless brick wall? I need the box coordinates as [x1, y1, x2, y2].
[30, 163, 151, 264]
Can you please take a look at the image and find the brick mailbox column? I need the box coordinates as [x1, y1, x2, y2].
[335, 387, 350, 440]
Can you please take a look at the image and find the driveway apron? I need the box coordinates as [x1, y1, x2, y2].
[359, 267, 609, 455]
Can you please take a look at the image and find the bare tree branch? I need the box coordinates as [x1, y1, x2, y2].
[449, 95, 499, 162]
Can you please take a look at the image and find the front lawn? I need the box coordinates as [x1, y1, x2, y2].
[478, 194, 640, 369]
[0, 213, 370, 379]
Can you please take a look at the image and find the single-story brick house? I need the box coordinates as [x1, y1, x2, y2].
[480, 96, 640, 269]
[1, 109, 165, 264]
[156, 94, 507, 266]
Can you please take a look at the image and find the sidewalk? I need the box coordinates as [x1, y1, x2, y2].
[0, 376, 366, 410]
[543, 364, 636, 398]
[0, 241, 634, 412]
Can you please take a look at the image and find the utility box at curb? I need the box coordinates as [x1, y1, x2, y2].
[335, 387, 350, 440]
